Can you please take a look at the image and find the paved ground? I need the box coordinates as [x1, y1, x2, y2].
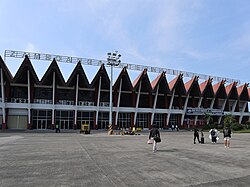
[0, 130, 250, 187]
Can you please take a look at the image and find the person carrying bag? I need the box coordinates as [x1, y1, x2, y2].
[148, 124, 161, 153]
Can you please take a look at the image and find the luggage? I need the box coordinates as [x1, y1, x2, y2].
[147, 139, 153, 144]
[201, 137, 204, 144]
[154, 137, 161, 143]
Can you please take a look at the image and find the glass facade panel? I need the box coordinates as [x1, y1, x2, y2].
[135, 113, 149, 128]
[153, 113, 164, 129]
[77, 111, 94, 129]
[98, 112, 109, 129]
[169, 114, 179, 128]
[32, 110, 52, 129]
[55, 110, 74, 129]
[117, 113, 131, 129]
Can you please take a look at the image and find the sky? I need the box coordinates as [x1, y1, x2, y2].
[0, 0, 250, 85]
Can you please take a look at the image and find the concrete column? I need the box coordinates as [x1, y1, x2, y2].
[166, 88, 175, 127]
[218, 99, 227, 124]
[239, 101, 248, 124]
[27, 70, 31, 129]
[194, 97, 203, 125]
[210, 98, 215, 109]
[95, 76, 102, 128]
[151, 84, 159, 125]
[232, 100, 237, 113]
[115, 78, 122, 128]
[181, 93, 189, 126]
[134, 81, 142, 126]
[0, 68, 6, 129]
[74, 74, 79, 129]
[52, 72, 56, 129]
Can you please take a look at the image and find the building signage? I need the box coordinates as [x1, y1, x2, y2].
[186, 107, 224, 116]
[4, 50, 105, 65]
[4, 50, 240, 84]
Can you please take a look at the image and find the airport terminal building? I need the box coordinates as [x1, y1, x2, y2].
[0, 55, 249, 130]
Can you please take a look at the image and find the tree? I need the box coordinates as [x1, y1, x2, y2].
[223, 114, 235, 128]
[203, 113, 213, 125]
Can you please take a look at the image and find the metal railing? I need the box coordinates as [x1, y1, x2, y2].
[57, 100, 74, 105]
[33, 99, 52, 104]
[78, 101, 95, 106]
[10, 98, 28, 103]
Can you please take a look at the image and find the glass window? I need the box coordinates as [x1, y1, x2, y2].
[117, 113, 131, 129]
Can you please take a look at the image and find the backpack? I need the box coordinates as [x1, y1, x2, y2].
[224, 129, 229, 136]
[211, 130, 216, 136]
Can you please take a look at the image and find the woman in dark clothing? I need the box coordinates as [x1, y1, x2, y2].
[193, 127, 200, 144]
[149, 124, 160, 153]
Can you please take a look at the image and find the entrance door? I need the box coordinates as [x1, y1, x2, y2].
[60, 120, 64, 129]
[37, 119, 46, 129]
[98, 112, 109, 129]
[55, 111, 74, 129]
[64, 120, 68, 129]
[60, 120, 70, 129]
[63, 120, 69, 129]
[97, 119, 109, 129]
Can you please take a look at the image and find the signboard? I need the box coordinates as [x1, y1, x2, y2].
[186, 108, 224, 116]
[4, 50, 240, 84]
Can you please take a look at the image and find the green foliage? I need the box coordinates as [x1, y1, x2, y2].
[203, 114, 213, 125]
[202, 122, 217, 130]
[223, 114, 235, 128]
[230, 123, 243, 131]
[241, 123, 250, 130]
[217, 123, 224, 130]
[236, 129, 250, 133]
[202, 124, 210, 130]
[243, 122, 250, 129]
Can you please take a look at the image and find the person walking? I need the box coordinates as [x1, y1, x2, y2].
[175, 125, 179, 131]
[193, 126, 200, 144]
[55, 123, 60, 133]
[149, 124, 161, 153]
[209, 128, 218, 143]
[171, 124, 175, 131]
[223, 126, 232, 148]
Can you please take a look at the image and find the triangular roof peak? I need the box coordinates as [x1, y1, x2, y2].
[185, 76, 199, 93]
[90, 63, 110, 87]
[40, 58, 65, 85]
[66, 61, 90, 87]
[150, 71, 170, 93]
[132, 68, 152, 91]
[199, 78, 213, 94]
[0, 55, 13, 82]
[13, 55, 39, 84]
[225, 81, 238, 96]
[132, 69, 147, 87]
[151, 71, 166, 90]
[113, 67, 133, 91]
[237, 83, 249, 98]
[169, 74, 183, 91]
[248, 88, 250, 100]
[213, 79, 226, 95]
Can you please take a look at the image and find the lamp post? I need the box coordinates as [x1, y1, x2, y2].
[107, 51, 121, 133]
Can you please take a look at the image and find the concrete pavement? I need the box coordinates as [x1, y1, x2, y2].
[0, 130, 250, 187]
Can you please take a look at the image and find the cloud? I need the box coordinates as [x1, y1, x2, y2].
[232, 31, 250, 50]
[149, 0, 202, 52]
[25, 43, 39, 52]
[182, 48, 208, 61]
